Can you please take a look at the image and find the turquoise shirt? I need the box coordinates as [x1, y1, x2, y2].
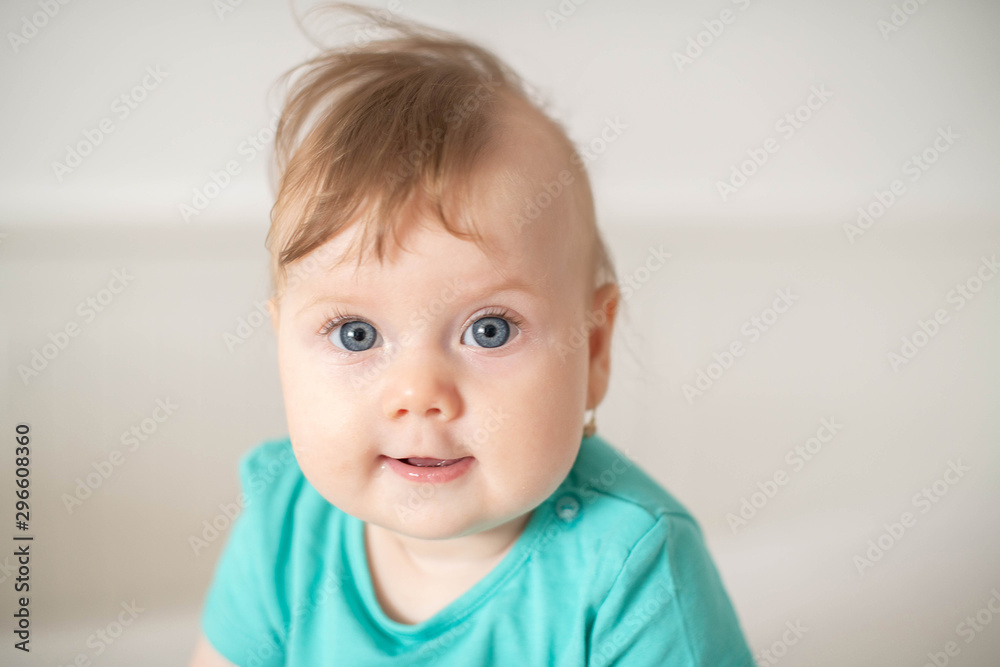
[200, 434, 754, 666]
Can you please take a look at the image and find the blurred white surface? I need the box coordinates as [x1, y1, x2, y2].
[1, 1, 999, 666]
[1, 0, 998, 225]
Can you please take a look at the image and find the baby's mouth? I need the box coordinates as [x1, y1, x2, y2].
[396, 457, 468, 468]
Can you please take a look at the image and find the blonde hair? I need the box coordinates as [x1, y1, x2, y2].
[266, 2, 617, 302]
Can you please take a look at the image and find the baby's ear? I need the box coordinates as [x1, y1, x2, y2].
[267, 296, 280, 334]
[586, 282, 619, 408]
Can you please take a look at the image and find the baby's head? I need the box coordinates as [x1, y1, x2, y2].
[265, 5, 619, 542]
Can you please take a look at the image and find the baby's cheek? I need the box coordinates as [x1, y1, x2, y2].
[295, 446, 357, 499]
[494, 437, 572, 487]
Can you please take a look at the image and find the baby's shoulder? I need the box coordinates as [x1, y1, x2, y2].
[547, 436, 709, 569]
[231, 437, 344, 563]
[237, 437, 303, 505]
[569, 435, 695, 523]
[523, 438, 714, 614]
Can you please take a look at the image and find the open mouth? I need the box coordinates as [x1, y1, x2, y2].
[396, 457, 467, 467]
[384, 455, 474, 483]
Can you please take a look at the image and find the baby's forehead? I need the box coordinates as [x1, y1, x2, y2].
[490, 96, 578, 183]
[466, 110, 581, 234]
[283, 95, 587, 300]
[322, 215, 550, 284]
[288, 214, 572, 313]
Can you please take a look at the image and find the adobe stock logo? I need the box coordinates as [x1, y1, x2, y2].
[223, 300, 271, 352]
[877, 0, 934, 40]
[179, 114, 279, 223]
[852, 459, 969, 575]
[716, 85, 833, 202]
[887, 253, 997, 371]
[7, 0, 74, 54]
[18, 269, 135, 384]
[726, 418, 843, 534]
[545, 0, 589, 30]
[553, 245, 669, 365]
[62, 398, 179, 514]
[51, 66, 169, 182]
[672, 0, 759, 73]
[755, 620, 808, 666]
[682, 288, 798, 404]
[921, 588, 1000, 667]
[843, 126, 959, 244]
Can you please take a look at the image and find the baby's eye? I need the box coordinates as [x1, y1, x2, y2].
[328, 320, 381, 352]
[324, 312, 521, 352]
[462, 315, 518, 349]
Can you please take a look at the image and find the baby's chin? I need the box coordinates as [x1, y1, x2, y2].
[374, 520, 475, 542]
[353, 492, 526, 543]
[368, 501, 494, 541]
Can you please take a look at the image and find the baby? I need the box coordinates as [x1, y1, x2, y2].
[190, 4, 753, 666]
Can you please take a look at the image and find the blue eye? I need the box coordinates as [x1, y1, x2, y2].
[321, 310, 522, 353]
[329, 320, 379, 352]
[462, 316, 512, 349]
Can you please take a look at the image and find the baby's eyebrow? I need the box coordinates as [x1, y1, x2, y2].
[296, 275, 543, 318]
[455, 275, 545, 302]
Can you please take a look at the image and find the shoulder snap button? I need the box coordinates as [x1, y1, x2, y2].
[555, 493, 581, 522]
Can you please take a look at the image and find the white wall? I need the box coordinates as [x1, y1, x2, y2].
[2, 0, 998, 225]
[1, 1, 998, 665]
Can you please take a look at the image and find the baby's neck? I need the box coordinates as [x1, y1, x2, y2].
[364, 511, 533, 625]
[369, 511, 532, 574]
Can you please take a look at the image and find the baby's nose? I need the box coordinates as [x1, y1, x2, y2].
[379, 348, 462, 423]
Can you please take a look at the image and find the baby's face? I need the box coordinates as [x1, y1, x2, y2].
[271, 112, 613, 542]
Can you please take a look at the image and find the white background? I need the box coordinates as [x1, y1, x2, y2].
[1, 0, 999, 665]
